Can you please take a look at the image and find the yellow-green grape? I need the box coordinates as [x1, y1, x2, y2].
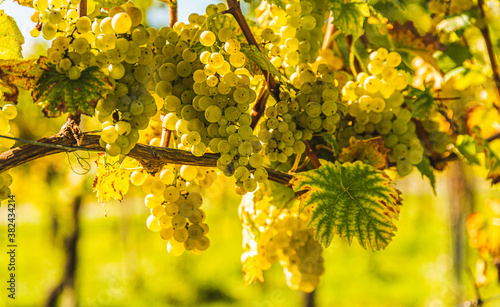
[101, 125, 119, 143]
[2, 105, 17, 120]
[112, 12, 132, 34]
[76, 16, 92, 33]
[33, 0, 48, 12]
[126, 7, 143, 27]
[109, 6, 125, 17]
[147, 215, 161, 232]
[41, 22, 57, 40]
[199, 30, 216, 46]
[67, 66, 81, 80]
[386, 52, 402, 67]
[131, 170, 147, 186]
[167, 240, 185, 256]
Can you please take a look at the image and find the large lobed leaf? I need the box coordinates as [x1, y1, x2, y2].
[292, 160, 402, 250]
[330, 0, 370, 39]
[0, 11, 24, 60]
[33, 66, 113, 117]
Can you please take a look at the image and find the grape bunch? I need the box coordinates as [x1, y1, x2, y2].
[132, 164, 216, 256]
[258, 63, 342, 164]
[32, 1, 159, 156]
[0, 90, 17, 201]
[339, 48, 427, 176]
[148, 4, 269, 194]
[240, 194, 325, 292]
[257, 0, 329, 69]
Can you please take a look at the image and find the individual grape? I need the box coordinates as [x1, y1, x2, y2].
[127, 7, 143, 27]
[386, 52, 402, 67]
[199, 30, 216, 46]
[112, 12, 132, 34]
[397, 160, 413, 176]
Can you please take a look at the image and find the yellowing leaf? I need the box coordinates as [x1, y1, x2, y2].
[292, 160, 402, 250]
[339, 137, 389, 169]
[33, 66, 113, 117]
[92, 154, 139, 204]
[389, 21, 445, 70]
[330, 0, 369, 39]
[0, 11, 24, 60]
[0, 58, 47, 102]
[242, 253, 265, 284]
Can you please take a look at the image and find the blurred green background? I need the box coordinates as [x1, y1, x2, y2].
[1, 0, 500, 306]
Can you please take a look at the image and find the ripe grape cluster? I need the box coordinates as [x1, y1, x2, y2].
[148, 4, 269, 194]
[32, 1, 159, 156]
[132, 164, 216, 256]
[258, 64, 342, 163]
[257, 0, 329, 69]
[240, 195, 325, 293]
[340, 48, 427, 176]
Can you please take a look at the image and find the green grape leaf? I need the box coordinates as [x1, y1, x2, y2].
[292, 160, 402, 250]
[339, 136, 390, 170]
[0, 58, 47, 102]
[330, 0, 370, 39]
[407, 86, 435, 119]
[94, 0, 127, 8]
[415, 156, 437, 194]
[455, 134, 480, 165]
[240, 44, 283, 80]
[0, 11, 24, 60]
[93, 155, 140, 204]
[435, 43, 472, 73]
[33, 66, 113, 117]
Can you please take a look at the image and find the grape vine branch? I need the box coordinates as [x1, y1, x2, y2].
[0, 133, 293, 185]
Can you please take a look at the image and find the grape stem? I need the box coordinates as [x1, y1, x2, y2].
[477, 0, 500, 114]
[304, 140, 321, 168]
[0, 132, 294, 186]
[345, 35, 362, 77]
[224, 0, 279, 125]
[250, 84, 269, 129]
[168, 0, 177, 27]
[78, 0, 87, 17]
